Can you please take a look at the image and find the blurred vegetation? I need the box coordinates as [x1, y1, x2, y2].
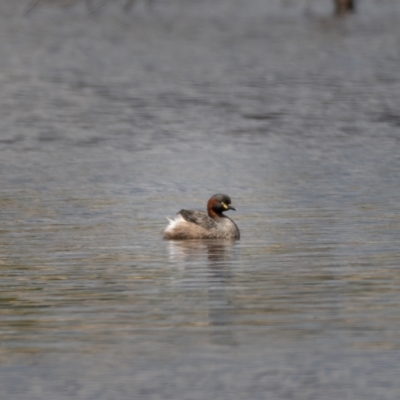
[334, 0, 355, 15]
[25, 0, 356, 16]
[305, 0, 355, 15]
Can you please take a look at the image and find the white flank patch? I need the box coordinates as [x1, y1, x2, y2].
[164, 215, 185, 232]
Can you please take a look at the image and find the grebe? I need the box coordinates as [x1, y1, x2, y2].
[163, 193, 240, 240]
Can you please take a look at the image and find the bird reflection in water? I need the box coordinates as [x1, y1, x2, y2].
[167, 240, 239, 345]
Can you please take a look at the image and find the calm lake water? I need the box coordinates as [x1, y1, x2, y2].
[1, 0, 400, 398]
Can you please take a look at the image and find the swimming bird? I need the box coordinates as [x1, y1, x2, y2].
[163, 193, 240, 240]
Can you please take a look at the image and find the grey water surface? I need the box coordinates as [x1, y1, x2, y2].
[1, 0, 400, 399]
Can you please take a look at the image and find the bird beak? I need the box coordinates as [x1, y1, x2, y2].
[228, 205, 236, 211]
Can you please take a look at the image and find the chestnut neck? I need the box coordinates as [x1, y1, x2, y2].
[207, 198, 223, 219]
